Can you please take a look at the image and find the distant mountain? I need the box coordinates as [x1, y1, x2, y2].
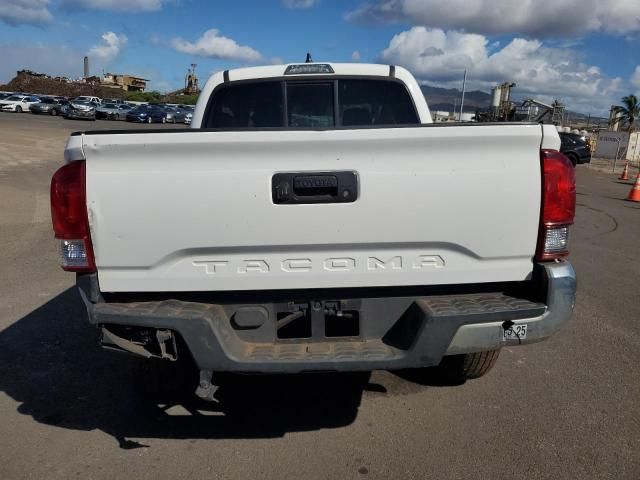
[419, 84, 608, 125]
[420, 85, 491, 113]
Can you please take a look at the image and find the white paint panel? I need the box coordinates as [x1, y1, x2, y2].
[84, 124, 543, 292]
[625, 132, 640, 162]
[595, 131, 629, 159]
[541, 124, 561, 151]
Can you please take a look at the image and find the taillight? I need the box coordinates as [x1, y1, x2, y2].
[50, 161, 96, 272]
[536, 149, 576, 261]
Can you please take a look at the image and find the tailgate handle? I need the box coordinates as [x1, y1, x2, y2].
[272, 171, 358, 205]
[294, 175, 338, 197]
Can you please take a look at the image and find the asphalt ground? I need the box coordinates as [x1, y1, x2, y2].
[0, 113, 638, 480]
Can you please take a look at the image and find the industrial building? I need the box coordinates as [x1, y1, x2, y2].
[100, 73, 148, 92]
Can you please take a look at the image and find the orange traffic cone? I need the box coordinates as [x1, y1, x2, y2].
[627, 173, 640, 202]
[619, 162, 630, 181]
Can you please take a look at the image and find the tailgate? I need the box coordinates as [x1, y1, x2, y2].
[82, 124, 543, 292]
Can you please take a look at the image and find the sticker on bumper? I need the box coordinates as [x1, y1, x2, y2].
[503, 324, 527, 340]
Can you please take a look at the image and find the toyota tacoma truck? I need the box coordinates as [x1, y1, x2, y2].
[51, 63, 576, 398]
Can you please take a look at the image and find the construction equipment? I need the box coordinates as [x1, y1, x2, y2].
[517, 98, 566, 124]
[184, 64, 199, 94]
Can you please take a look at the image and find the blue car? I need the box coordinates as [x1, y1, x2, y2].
[125, 105, 166, 124]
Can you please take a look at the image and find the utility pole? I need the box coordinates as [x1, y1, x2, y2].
[459, 69, 467, 121]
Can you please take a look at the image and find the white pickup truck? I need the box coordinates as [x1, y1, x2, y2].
[51, 63, 576, 397]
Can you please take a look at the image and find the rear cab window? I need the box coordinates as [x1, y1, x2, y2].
[203, 78, 418, 129]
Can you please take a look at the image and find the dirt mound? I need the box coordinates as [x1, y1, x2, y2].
[1, 72, 125, 99]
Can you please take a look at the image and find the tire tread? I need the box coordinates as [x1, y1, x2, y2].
[461, 350, 500, 379]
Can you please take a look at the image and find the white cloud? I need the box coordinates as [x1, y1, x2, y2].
[87, 32, 127, 74]
[631, 66, 640, 90]
[351, 50, 361, 62]
[0, 0, 52, 26]
[58, 0, 170, 11]
[171, 29, 262, 62]
[347, 0, 640, 37]
[281, 0, 319, 8]
[380, 27, 622, 113]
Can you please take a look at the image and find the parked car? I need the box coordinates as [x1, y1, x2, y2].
[559, 132, 591, 166]
[162, 105, 187, 123]
[65, 100, 98, 120]
[184, 108, 193, 125]
[0, 95, 41, 113]
[102, 98, 125, 105]
[0, 92, 15, 101]
[126, 105, 166, 123]
[74, 96, 102, 105]
[96, 103, 133, 120]
[30, 97, 68, 116]
[52, 62, 576, 398]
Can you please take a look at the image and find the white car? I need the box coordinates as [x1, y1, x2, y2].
[0, 95, 41, 113]
[74, 96, 102, 105]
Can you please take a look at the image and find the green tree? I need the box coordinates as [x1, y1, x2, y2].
[612, 94, 639, 131]
[123, 90, 162, 103]
[179, 94, 199, 105]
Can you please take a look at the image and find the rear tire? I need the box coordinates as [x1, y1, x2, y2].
[567, 153, 578, 167]
[461, 350, 500, 379]
[50, 109, 57, 116]
[15, 106, 22, 113]
[437, 350, 500, 381]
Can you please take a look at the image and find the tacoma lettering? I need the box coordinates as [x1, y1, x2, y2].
[194, 255, 444, 274]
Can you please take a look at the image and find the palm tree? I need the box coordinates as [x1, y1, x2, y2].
[612, 94, 639, 131]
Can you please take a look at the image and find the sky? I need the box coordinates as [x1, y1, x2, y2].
[1, 0, 639, 115]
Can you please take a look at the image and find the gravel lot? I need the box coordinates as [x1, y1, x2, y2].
[0, 113, 638, 480]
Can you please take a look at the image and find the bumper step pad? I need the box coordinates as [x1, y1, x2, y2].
[247, 340, 396, 362]
[419, 293, 546, 322]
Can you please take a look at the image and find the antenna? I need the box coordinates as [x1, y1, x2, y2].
[305, 52, 313, 63]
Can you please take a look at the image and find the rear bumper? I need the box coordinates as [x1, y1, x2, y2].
[77, 262, 576, 373]
[67, 110, 95, 119]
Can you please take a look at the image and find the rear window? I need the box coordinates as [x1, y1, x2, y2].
[203, 78, 418, 129]
[207, 81, 283, 128]
[287, 83, 334, 128]
[339, 80, 418, 126]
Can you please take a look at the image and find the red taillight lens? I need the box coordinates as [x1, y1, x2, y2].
[536, 149, 576, 261]
[50, 161, 96, 272]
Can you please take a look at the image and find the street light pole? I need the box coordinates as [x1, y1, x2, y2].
[459, 69, 467, 121]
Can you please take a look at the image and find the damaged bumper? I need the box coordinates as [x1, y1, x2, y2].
[77, 262, 576, 373]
